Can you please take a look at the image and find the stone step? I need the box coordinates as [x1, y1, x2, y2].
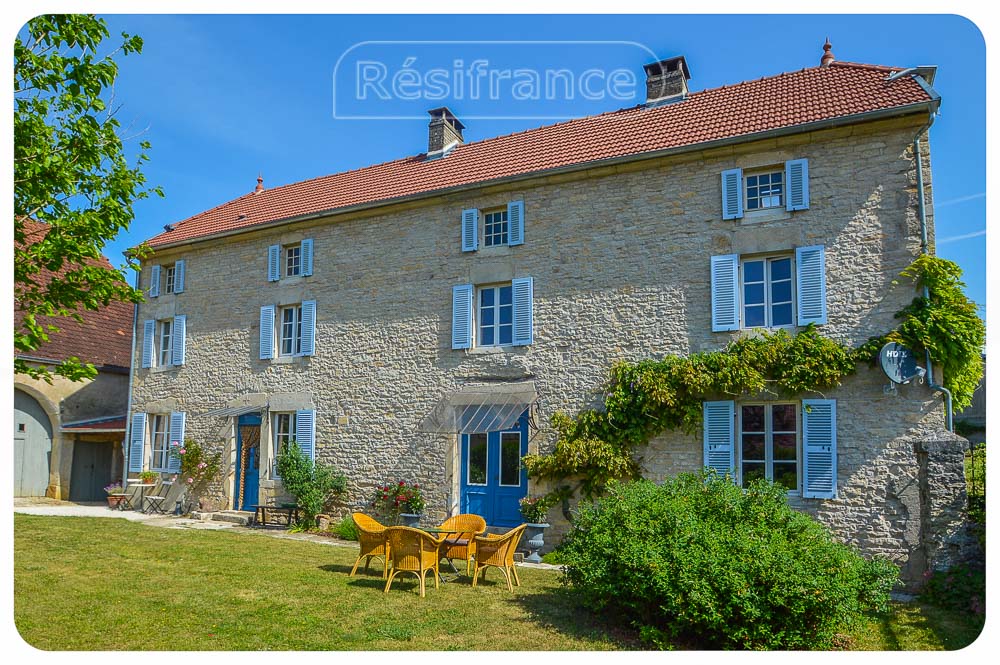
[211, 510, 254, 526]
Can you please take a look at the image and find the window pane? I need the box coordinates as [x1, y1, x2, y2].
[742, 463, 766, 488]
[500, 433, 521, 486]
[468, 434, 488, 485]
[741, 405, 765, 432]
[499, 324, 513, 346]
[480, 288, 494, 307]
[744, 283, 765, 305]
[773, 434, 797, 460]
[743, 261, 764, 283]
[772, 404, 797, 432]
[741, 434, 766, 461]
[480, 307, 495, 326]
[499, 286, 513, 306]
[770, 258, 791, 281]
[774, 462, 798, 490]
[499, 305, 512, 325]
[481, 327, 494, 346]
[771, 280, 792, 304]
[771, 303, 793, 327]
[747, 175, 759, 187]
[745, 305, 766, 328]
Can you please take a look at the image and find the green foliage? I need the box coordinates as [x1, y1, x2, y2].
[919, 563, 985, 617]
[525, 256, 984, 499]
[372, 481, 425, 522]
[519, 495, 556, 523]
[336, 515, 359, 541]
[891, 255, 985, 411]
[275, 443, 347, 530]
[558, 474, 898, 650]
[169, 439, 221, 510]
[14, 14, 161, 382]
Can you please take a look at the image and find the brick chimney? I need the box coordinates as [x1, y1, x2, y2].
[427, 107, 465, 154]
[643, 56, 691, 106]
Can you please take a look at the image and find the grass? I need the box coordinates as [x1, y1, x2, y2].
[14, 515, 985, 651]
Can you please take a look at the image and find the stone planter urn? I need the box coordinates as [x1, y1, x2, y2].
[399, 513, 422, 528]
[523, 523, 550, 563]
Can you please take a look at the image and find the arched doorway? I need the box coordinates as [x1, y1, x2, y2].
[14, 389, 54, 497]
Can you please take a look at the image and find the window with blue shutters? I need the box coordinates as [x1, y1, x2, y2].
[461, 209, 479, 252]
[172, 315, 186, 366]
[795, 245, 827, 325]
[141, 320, 155, 368]
[452, 284, 474, 349]
[260, 305, 276, 359]
[721, 159, 809, 220]
[802, 399, 837, 499]
[173, 260, 186, 293]
[167, 411, 186, 472]
[129, 412, 147, 472]
[468, 278, 533, 349]
[294, 409, 316, 462]
[267, 245, 281, 281]
[703, 401, 735, 477]
[148, 265, 161, 298]
[462, 202, 525, 251]
[738, 403, 799, 491]
[269, 240, 314, 280]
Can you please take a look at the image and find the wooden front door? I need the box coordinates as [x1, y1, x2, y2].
[69, 440, 113, 502]
[14, 390, 53, 497]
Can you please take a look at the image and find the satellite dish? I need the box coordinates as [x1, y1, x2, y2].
[879, 342, 925, 384]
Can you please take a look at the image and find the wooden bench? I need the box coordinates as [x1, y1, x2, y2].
[251, 504, 299, 527]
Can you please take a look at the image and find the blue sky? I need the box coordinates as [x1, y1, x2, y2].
[97, 14, 986, 311]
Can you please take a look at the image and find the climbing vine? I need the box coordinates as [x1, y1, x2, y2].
[523, 256, 984, 500]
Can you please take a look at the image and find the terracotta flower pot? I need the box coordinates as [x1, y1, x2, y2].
[107, 495, 126, 510]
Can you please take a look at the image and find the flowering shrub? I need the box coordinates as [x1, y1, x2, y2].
[519, 495, 553, 523]
[169, 439, 221, 511]
[103, 483, 123, 495]
[372, 481, 425, 519]
[919, 562, 986, 617]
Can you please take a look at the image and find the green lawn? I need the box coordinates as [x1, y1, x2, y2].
[13, 515, 984, 650]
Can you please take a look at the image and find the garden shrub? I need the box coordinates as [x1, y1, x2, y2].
[919, 562, 985, 617]
[336, 515, 358, 541]
[558, 473, 898, 650]
[275, 442, 347, 529]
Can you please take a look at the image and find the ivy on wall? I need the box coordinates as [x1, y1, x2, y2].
[523, 256, 984, 500]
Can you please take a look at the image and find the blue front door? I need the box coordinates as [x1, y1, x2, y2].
[234, 414, 261, 511]
[460, 411, 528, 527]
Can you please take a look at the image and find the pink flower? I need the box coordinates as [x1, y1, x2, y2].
[186, 477, 194, 484]
[179, 448, 186, 455]
[198, 462, 207, 469]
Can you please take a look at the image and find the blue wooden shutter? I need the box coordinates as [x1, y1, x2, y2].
[295, 409, 316, 462]
[507, 200, 525, 246]
[149, 265, 161, 297]
[452, 284, 474, 349]
[260, 305, 275, 359]
[301, 239, 314, 276]
[721, 168, 743, 220]
[141, 320, 155, 368]
[267, 245, 281, 281]
[461, 209, 479, 252]
[129, 412, 147, 472]
[512, 276, 534, 346]
[795, 245, 827, 325]
[802, 399, 837, 499]
[300, 300, 316, 356]
[703, 401, 735, 478]
[173, 260, 186, 293]
[710, 254, 740, 332]
[172, 315, 186, 365]
[785, 159, 809, 211]
[167, 411, 185, 473]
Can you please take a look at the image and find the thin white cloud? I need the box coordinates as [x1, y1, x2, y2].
[936, 192, 986, 208]
[937, 229, 986, 244]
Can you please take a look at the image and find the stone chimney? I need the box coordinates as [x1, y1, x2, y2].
[427, 107, 465, 154]
[643, 56, 691, 105]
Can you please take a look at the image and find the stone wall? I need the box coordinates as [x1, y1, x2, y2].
[130, 113, 972, 580]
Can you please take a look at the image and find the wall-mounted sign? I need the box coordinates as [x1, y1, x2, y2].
[879, 342, 923, 384]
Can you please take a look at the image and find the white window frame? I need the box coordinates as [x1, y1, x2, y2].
[483, 208, 509, 247]
[466, 433, 489, 486]
[149, 414, 170, 472]
[739, 254, 795, 330]
[498, 431, 522, 487]
[737, 402, 801, 494]
[279, 304, 303, 356]
[164, 265, 176, 294]
[272, 412, 296, 477]
[744, 168, 785, 212]
[476, 283, 514, 348]
[285, 244, 302, 278]
[158, 319, 173, 366]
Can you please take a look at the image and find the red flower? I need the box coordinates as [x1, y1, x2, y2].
[398, 481, 405, 486]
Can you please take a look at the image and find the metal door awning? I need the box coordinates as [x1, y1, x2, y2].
[201, 404, 266, 418]
[419, 382, 537, 434]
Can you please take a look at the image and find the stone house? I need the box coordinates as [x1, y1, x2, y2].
[127, 46, 972, 583]
[15, 220, 133, 501]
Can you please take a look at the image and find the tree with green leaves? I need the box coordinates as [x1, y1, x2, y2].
[15, 14, 160, 382]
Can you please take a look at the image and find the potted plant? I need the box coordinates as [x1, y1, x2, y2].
[104, 483, 125, 509]
[139, 470, 159, 485]
[373, 481, 425, 527]
[519, 495, 553, 563]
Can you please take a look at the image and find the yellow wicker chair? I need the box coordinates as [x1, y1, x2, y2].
[350, 512, 390, 578]
[471, 523, 527, 591]
[437, 513, 487, 576]
[383, 526, 445, 597]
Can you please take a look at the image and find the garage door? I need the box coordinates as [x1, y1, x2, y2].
[14, 389, 53, 497]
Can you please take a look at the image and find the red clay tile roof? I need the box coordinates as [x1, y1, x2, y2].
[147, 61, 936, 249]
[61, 416, 128, 432]
[15, 220, 135, 370]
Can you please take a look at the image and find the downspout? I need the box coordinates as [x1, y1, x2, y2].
[122, 267, 140, 487]
[913, 123, 954, 431]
